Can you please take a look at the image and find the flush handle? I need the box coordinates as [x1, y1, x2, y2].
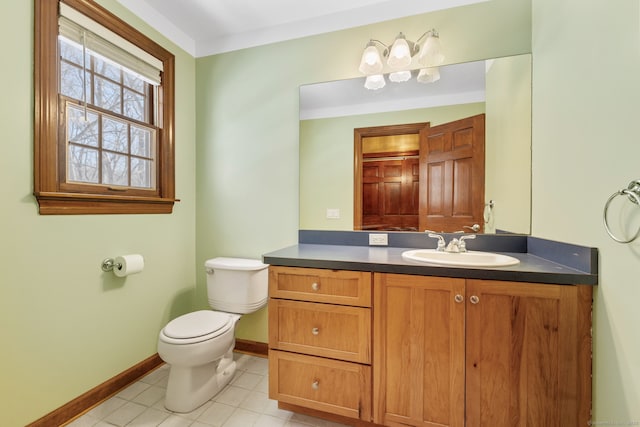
[311, 282, 320, 291]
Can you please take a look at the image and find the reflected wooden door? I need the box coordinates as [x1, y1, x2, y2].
[419, 114, 485, 233]
[362, 158, 419, 231]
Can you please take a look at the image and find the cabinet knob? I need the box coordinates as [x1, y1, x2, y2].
[312, 380, 320, 390]
[311, 282, 320, 291]
[470, 295, 480, 304]
[454, 294, 464, 303]
[312, 327, 320, 335]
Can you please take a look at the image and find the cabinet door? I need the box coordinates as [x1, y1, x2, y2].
[373, 273, 465, 427]
[465, 280, 592, 427]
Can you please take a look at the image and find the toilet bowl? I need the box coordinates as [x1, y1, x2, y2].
[157, 257, 268, 413]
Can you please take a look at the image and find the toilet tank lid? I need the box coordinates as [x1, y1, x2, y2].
[205, 257, 269, 271]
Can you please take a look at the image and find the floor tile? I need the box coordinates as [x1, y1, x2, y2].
[132, 385, 166, 407]
[253, 375, 269, 393]
[213, 385, 251, 407]
[128, 407, 171, 426]
[231, 370, 263, 390]
[157, 414, 193, 427]
[140, 366, 170, 385]
[84, 396, 128, 420]
[239, 390, 270, 413]
[169, 400, 213, 421]
[103, 401, 147, 426]
[262, 398, 294, 420]
[116, 381, 151, 400]
[256, 413, 288, 427]
[65, 414, 99, 427]
[220, 407, 261, 427]
[195, 401, 235, 426]
[243, 357, 269, 375]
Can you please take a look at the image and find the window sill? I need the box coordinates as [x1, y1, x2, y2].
[34, 191, 179, 215]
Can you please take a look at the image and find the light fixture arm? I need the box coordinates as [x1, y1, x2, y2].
[413, 29, 438, 55]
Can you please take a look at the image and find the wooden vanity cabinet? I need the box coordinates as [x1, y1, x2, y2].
[373, 273, 593, 427]
[268, 266, 373, 421]
[373, 274, 466, 427]
[464, 279, 592, 427]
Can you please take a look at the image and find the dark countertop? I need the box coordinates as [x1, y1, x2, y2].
[263, 232, 598, 285]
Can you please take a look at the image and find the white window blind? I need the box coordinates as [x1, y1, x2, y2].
[59, 3, 163, 85]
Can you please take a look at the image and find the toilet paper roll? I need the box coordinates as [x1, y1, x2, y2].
[114, 254, 144, 277]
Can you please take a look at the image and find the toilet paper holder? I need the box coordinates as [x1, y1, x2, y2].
[101, 258, 122, 273]
[101, 254, 145, 277]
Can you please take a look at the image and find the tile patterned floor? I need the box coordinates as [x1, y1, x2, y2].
[65, 353, 349, 427]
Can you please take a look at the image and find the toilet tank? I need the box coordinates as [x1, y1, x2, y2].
[204, 257, 269, 314]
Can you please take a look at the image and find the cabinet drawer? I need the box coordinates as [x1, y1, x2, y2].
[269, 299, 371, 363]
[269, 266, 372, 306]
[269, 350, 371, 421]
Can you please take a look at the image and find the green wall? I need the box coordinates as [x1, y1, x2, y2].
[485, 54, 532, 234]
[0, 1, 197, 425]
[532, 0, 640, 422]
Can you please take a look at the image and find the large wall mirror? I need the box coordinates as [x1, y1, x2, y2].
[299, 53, 532, 235]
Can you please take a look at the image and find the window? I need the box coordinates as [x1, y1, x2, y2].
[34, 0, 176, 214]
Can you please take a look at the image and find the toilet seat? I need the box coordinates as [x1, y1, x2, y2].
[160, 310, 234, 345]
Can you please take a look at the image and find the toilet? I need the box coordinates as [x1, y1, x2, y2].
[157, 257, 269, 413]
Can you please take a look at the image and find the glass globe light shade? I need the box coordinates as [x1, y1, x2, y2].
[418, 33, 444, 67]
[359, 43, 383, 74]
[417, 67, 441, 83]
[389, 70, 412, 83]
[364, 74, 386, 90]
[387, 33, 412, 69]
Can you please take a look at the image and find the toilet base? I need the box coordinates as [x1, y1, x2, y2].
[164, 344, 237, 413]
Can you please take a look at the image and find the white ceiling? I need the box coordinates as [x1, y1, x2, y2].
[300, 59, 488, 120]
[115, 0, 486, 57]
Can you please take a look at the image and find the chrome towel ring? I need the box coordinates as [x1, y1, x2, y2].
[603, 179, 640, 243]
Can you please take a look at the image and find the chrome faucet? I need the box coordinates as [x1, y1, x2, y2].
[427, 233, 446, 251]
[458, 234, 476, 252]
[427, 232, 476, 253]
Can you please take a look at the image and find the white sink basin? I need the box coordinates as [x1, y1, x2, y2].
[402, 249, 520, 267]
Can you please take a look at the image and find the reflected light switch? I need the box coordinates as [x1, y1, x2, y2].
[326, 208, 340, 219]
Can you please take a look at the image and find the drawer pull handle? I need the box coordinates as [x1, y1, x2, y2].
[312, 327, 320, 335]
[470, 295, 480, 304]
[311, 282, 319, 291]
[312, 380, 320, 390]
[454, 294, 464, 303]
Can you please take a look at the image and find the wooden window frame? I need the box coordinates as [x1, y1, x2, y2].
[34, 0, 177, 214]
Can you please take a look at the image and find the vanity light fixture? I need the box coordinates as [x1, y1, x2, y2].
[387, 32, 413, 69]
[364, 74, 386, 90]
[417, 67, 440, 83]
[358, 29, 444, 90]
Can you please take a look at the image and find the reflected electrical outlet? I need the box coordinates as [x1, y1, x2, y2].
[326, 208, 340, 219]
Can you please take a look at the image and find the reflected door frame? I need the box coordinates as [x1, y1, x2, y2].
[354, 122, 430, 230]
